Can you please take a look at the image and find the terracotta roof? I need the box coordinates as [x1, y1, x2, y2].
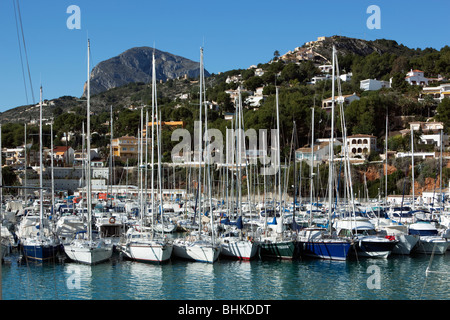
[53, 146, 71, 152]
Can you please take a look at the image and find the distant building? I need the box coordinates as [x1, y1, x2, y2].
[2, 147, 25, 166]
[346, 134, 377, 158]
[295, 139, 342, 163]
[340, 72, 352, 82]
[405, 69, 429, 86]
[322, 93, 359, 110]
[399, 121, 448, 148]
[419, 84, 450, 102]
[52, 146, 75, 166]
[112, 136, 138, 161]
[360, 78, 391, 91]
[318, 64, 333, 74]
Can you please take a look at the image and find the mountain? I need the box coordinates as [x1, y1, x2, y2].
[83, 47, 210, 96]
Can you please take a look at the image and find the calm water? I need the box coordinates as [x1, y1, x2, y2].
[2, 251, 449, 300]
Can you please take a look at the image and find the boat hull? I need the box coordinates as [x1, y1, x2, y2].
[297, 239, 352, 261]
[220, 239, 258, 260]
[258, 240, 295, 260]
[121, 242, 173, 263]
[354, 237, 397, 259]
[64, 243, 113, 265]
[413, 237, 449, 255]
[391, 234, 419, 255]
[21, 243, 59, 261]
[173, 241, 220, 263]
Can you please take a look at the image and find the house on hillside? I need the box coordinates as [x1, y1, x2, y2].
[399, 121, 448, 148]
[295, 139, 342, 164]
[360, 78, 391, 91]
[405, 69, 429, 86]
[2, 147, 25, 166]
[346, 134, 377, 158]
[52, 146, 75, 166]
[322, 93, 360, 111]
[419, 84, 450, 103]
[112, 136, 138, 161]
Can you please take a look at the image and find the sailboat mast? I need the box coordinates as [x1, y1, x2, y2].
[39, 85, 44, 241]
[151, 51, 156, 237]
[51, 119, 55, 216]
[385, 113, 388, 205]
[197, 47, 203, 240]
[440, 129, 443, 212]
[310, 107, 314, 226]
[328, 46, 336, 233]
[24, 123, 27, 203]
[411, 125, 415, 210]
[86, 39, 92, 241]
[276, 87, 282, 231]
[109, 105, 113, 208]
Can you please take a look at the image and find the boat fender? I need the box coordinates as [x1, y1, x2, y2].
[109, 217, 116, 224]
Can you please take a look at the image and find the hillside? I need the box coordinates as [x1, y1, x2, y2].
[311, 36, 418, 60]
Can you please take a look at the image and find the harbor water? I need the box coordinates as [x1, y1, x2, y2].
[2, 250, 449, 300]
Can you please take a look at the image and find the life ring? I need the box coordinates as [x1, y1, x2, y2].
[109, 217, 116, 224]
[203, 226, 208, 233]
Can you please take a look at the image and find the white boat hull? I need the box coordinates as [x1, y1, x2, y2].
[391, 234, 419, 255]
[413, 236, 449, 255]
[219, 237, 258, 260]
[173, 239, 220, 263]
[64, 241, 113, 265]
[121, 241, 173, 263]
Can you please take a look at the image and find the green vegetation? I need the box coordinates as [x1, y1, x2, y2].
[3, 37, 450, 198]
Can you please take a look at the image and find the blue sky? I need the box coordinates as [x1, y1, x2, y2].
[1, 0, 449, 113]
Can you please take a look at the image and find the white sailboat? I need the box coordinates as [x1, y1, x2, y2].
[63, 39, 113, 265]
[119, 50, 173, 263]
[173, 47, 220, 263]
[20, 86, 60, 262]
[219, 89, 257, 260]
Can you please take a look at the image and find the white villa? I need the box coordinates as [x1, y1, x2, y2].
[399, 121, 448, 148]
[346, 134, 377, 158]
[405, 69, 429, 86]
[322, 93, 360, 110]
[419, 83, 450, 103]
[360, 78, 391, 91]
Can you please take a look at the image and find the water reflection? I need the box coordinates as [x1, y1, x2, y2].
[2, 252, 450, 300]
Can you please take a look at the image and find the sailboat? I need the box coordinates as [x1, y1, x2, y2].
[119, 51, 173, 263]
[20, 86, 60, 262]
[296, 46, 353, 261]
[63, 39, 113, 265]
[256, 87, 296, 260]
[219, 89, 258, 260]
[172, 47, 220, 263]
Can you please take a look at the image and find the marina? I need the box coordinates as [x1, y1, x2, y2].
[1, 6, 450, 303]
[1, 43, 450, 301]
